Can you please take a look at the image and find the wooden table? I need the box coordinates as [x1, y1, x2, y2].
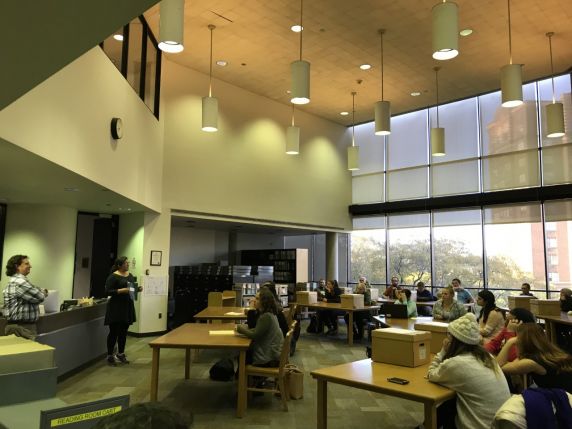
[538, 312, 572, 343]
[298, 302, 380, 345]
[311, 359, 454, 429]
[378, 298, 474, 309]
[373, 315, 436, 330]
[193, 306, 248, 322]
[149, 323, 251, 417]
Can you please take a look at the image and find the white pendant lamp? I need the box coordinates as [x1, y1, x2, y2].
[374, 29, 391, 136]
[432, 1, 459, 60]
[290, 0, 310, 104]
[431, 67, 445, 157]
[500, 0, 523, 107]
[202, 25, 218, 132]
[158, 0, 185, 53]
[286, 105, 300, 155]
[348, 92, 360, 171]
[545, 32, 565, 138]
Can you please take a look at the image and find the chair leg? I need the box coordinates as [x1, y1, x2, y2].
[278, 377, 288, 411]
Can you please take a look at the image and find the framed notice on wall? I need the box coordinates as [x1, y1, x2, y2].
[150, 250, 162, 266]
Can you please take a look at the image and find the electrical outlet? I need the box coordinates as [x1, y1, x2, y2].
[158, 313, 162, 319]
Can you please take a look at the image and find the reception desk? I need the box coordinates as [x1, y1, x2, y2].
[36, 302, 108, 378]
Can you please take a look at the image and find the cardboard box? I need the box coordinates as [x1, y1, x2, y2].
[296, 291, 317, 305]
[369, 288, 379, 302]
[341, 294, 365, 309]
[508, 296, 536, 311]
[413, 321, 449, 354]
[530, 299, 561, 317]
[371, 328, 431, 367]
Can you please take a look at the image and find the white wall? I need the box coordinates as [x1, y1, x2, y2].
[169, 227, 221, 267]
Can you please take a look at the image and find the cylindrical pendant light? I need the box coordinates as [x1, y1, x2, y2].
[286, 105, 300, 155]
[545, 32, 565, 138]
[291, 0, 310, 104]
[348, 92, 360, 171]
[431, 67, 446, 157]
[374, 29, 391, 135]
[432, 1, 459, 60]
[500, 0, 523, 107]
[202, 25, 218, 132]
[158, 0, 185, 53]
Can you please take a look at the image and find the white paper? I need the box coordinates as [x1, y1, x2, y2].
[224, 312, 244, 316]
[209, 330, 236, 336]
[144, 276, 168, 296]
[419, 344, 427, 360]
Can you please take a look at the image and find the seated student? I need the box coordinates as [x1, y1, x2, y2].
[246, 282, 288, 337]
[433, 285, 467, 322]
[486, 308, 535, 364]
[519, 282, 535, 297]
[319, 279, 342, 335]
[237, 288, 284, 366]
[452, 278, 474, 304]
[428, 313, 510, 429]
[477, 290, 505, 344]
[416, 281, 435, 316]
[560, 288, 572, 312]
[358, 275, 370, 289]
[501, 323, 572, 393]
[384, 276, 400, 300]
[394, 288, 418, 317]
[343, 282, 371, 340]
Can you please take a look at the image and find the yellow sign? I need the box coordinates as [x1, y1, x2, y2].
[50, 406, 123, 427]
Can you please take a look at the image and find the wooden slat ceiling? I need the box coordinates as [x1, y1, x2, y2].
[144, 0, 572, 126]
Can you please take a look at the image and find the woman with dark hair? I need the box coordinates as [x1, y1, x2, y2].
[237, 288, 283, 366]
[428, 313, 510, 429]
[501, 323, 572, 393]
[319, 279, 342, 335]
[246, 282, 288, 337]
[477, 290, 505, 344]
[486, 307, 535, 365]
[560, 288, 572, 312]
[104, 256, 142, 365]
[395, 288, 418, 317]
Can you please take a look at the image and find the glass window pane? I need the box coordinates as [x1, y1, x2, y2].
[387, 213, 431, 286]
[352, 173, 384, 204]
[433, 210, 483, 293]
[542, 145, 572, 185]
[127, 20, 143, 94]
[350, 229, 386, 286]
[387, 167, 428, 201]
[480, 83, 538, 156]
[387, 110, 428, 170]
[482, 149, 539, 191]
[484, 204, 545, 294]
[538, 74, 572, 146]
[544, 200, 572, 297]
[144, 37, 158, 114]
[101, 28, 124, 73]
[429, 98, 479, 163]
[353, 216, 386, 230]
[432, 159, 480, 196]
[354, 122, 385, 174]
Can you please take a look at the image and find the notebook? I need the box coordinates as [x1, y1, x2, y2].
[382, 303, 409, 319]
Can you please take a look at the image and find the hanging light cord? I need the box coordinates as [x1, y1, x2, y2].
[351, 92, 356, 147]
[208, 24, 215, 97]
[547, 32, 556, 104]
[434, 67, 440, 127]
[299, 0, 304, 61]
[380, 29, 385, 101]
[291, 104, 295, 127]
[507, 0, 513, 64]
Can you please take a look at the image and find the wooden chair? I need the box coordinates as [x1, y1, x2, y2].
[222, 290, 237, 307]
[245, 321, 297, 411]
[287, 304, 298, 327]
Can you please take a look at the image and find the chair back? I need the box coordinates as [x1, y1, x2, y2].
[282, 307, 291, 325]
[277, 322, 296, 377]
[287, 304, 298, 326]
[222, 290, 237, 306]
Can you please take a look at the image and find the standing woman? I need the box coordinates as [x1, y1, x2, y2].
[433, 285, 467, 322]
[476, 290, 505, 344]
[104, 256, 141, 365]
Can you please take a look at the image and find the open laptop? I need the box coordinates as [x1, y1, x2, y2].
[381, 303, 409, 319]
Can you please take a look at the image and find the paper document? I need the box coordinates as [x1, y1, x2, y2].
[209, 330, 236, 336]
[224, 312, 244, 316]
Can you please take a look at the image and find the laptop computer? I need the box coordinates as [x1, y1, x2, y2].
[382, 303, 409, 319]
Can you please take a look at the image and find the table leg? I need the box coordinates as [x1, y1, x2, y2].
[316, 379, 327, 429]
[348, 311, 354, 346]
[424, 402, 437, 429]
[150, 347, 160, 401]
[185, 348, 191, 379]
[547, 321, 556, 344]
[237, 350, 247, 418]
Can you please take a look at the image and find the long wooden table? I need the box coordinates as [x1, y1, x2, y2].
[298, 302, 380, 345]
[193, 306, 248, 322]
[149, 323, 251, 417]
[311, 359, 454, 429]
[538, 312, 572, 343]
[373, 315, 436, 330]
[378, 298, 474, 309]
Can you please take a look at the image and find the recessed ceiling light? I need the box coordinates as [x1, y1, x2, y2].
[216, 60, 228, 67]
[359, 64, 372, 70]
[410, 92, 422, 97]
[291, 25, 303, 32]
[286, 90, 291, 94]
[340, 111, 349, 116]
[460, 28, 473, 37]
[113, 34, 124, 41]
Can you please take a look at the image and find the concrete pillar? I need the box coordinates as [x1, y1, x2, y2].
[325, 232, 338, 281]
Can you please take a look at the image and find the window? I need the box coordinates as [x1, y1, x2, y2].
[350, 216, 386, 287]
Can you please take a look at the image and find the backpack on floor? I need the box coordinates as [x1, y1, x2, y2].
[306, 314, 319, 333]
[209, 358, 235, 381]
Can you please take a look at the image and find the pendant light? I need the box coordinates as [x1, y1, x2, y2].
[202, 24, 218, 132]
[374, 29, 391, 136]
[290, 0, 310, 104]
[432, 1, 459, 60]
[348, 92, 359, 171]
[500, 0, 523, 107]
[431, 67, 445, 157]
[158, 0, 185, 53]
[545, 32, 565, 138]
[286, 105, 300, 155]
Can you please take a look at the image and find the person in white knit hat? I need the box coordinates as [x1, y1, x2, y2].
[427, 312, 510, 429]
